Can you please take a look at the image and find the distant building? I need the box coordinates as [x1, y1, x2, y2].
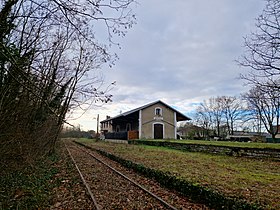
[100, 100, 191, 140]
[226, 131, 269, 142]
[273, 125, 280, 138]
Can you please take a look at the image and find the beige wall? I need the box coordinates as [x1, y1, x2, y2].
[101, 120, 113, 132]
[140, 103, 176, 139]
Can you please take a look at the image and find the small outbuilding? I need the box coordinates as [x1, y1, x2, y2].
[100, 100, 191, 140]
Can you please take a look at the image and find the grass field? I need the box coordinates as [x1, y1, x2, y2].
[140, 139, 280, 149]
[77, 138, 280, 209]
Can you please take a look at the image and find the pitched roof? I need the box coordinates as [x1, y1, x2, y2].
[100, 100, 191, 123]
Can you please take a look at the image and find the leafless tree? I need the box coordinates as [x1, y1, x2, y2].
[220, 96, 245, 135]
[0, 0, 136, 161]
[243, 83, 280, 140]
[195, 98, 222, 139]
[195, 96, 247, 139]
[194, 105, 212, 140]
[238, 0, 280, 88]
[237, 0, 280, 141]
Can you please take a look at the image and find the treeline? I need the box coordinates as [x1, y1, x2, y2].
[60, 126, 96, 139]
[194, 96, 245, 139]
[179, 93, 280, 141]
[0, 0, 136, 163]
[179, 96, 248, 140]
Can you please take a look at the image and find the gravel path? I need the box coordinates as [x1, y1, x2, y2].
[66, 141, 209, 209]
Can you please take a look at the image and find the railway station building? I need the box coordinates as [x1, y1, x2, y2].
[100, 100, 191, 140]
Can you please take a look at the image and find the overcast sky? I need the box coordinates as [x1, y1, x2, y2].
[68, 0, 266, 131]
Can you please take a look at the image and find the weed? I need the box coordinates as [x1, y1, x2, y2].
[0, 152, 60, 209]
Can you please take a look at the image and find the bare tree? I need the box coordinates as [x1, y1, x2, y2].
[220, 96, 245, 135]
[238, 0, 280, 88]
[195, 96, 247, 139]
[195, 98, 224, 139]
[243, 83, 280, 141]
[0, 0, 136, 161]
[195, 102, 213, 139]
[210, 97, 224, 137]
[237, 0, 280, 140]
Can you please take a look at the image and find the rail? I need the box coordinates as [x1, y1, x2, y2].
[66, 141, 178, 210]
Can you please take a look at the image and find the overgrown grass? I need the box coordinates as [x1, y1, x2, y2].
[141, 139, 280, 149]
[77, 139, 280, 209]
[0, 148, 61, 209]
[77, 137, 280, 149]
[75, 137, 96, 143]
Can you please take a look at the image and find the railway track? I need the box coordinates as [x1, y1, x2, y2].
[65, 141, 209, 209]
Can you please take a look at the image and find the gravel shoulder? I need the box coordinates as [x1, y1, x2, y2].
[49, 140, 95, 209]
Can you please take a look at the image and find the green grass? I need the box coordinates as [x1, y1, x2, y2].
[141, 139, 280, 149]
[75, 137, 280, 149]
[76, 139, 280, 209]
[0, 151, 60, 209]
[75, 137, 96, 143]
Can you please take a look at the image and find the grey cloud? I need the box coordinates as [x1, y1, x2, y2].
[97, 0, 266, 118]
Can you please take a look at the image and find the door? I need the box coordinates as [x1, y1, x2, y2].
[154, 124, 163, 139]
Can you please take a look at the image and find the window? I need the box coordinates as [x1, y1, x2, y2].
[155, 107, 162, 116]
[126, 123, 131, 131]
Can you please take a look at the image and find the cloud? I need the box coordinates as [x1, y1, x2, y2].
[70, 0, 266, 130]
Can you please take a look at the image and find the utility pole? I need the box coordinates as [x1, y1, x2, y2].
[96, 114, 99, 140]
